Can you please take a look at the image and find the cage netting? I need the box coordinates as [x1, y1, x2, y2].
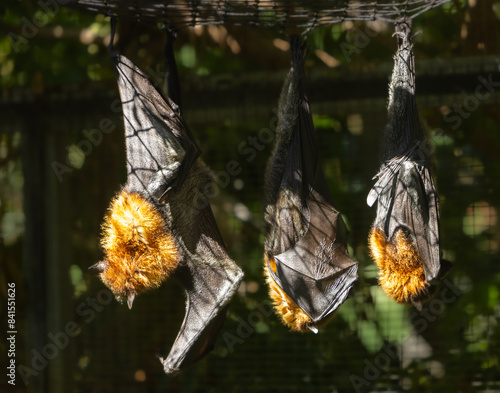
[64, 0, 452, 29]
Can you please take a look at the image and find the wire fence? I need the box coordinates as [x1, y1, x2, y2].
[64, 0, 452, 29]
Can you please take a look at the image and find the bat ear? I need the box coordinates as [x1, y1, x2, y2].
[89, 260, 109, 272]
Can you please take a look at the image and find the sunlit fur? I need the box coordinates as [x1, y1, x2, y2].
[368, 227, 428, 304]
[100, 190, 180, 301]
[263, 255, 312, 332]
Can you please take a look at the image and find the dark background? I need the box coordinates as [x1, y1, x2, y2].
[1, 0, 500, 392]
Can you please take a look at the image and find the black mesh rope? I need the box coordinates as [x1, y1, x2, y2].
[64, 0, 451, 29]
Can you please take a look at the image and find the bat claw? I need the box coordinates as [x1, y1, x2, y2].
[127, 293, 135, 309]
[158, 186, 172, 202]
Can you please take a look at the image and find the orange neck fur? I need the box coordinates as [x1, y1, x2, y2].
[368, 226, 428, 304]
[264, 255, 313, 332]
[99, 190, 180, 302]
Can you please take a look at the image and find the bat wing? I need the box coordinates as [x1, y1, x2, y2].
[268, 195, 358, 324]
[392, 161, 440, 282]
[113, 53, 199, 199]
[369, 154, 441, 282]
[161, 227, 243, 374]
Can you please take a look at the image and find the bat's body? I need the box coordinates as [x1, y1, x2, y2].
[95, 44, 243, 374]
[263, 38, 358, 333]
[367, 21, 443, 307]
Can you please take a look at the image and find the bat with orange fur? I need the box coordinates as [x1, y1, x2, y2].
[263, 37, 358, 333]
[92, 29, 243, 374]
[367, 20, 447, 309]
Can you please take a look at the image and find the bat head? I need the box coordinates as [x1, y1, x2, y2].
[96, 189, 181, 308]
[263, 255, 313, 332]
[368, 226, 429, 304]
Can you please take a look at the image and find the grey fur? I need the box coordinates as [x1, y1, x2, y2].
[264, 47, 308, 256]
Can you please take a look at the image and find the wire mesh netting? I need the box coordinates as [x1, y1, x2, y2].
[64, 0, 452, 29]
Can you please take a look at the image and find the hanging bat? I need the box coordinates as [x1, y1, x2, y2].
[367, 20, 446, 309]
[263, 37, 358, 333]
[92, 30, 243, 374]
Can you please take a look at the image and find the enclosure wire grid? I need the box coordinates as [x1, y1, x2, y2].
[64, 0, 452, 29]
